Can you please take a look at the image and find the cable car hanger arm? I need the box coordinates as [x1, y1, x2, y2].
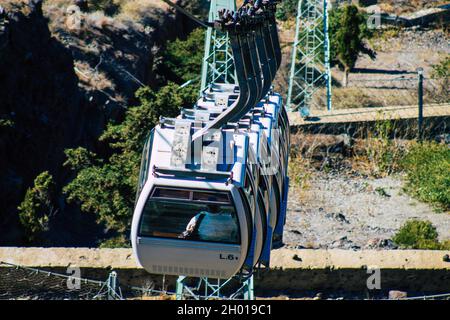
[158, 0, 213, 29]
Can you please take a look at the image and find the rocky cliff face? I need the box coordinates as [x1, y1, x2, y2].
[0, 5, 85, 244]
[0, 1, 195, 245]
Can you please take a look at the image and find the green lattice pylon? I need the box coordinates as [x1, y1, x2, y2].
[176, 275, 254, 300]
[287, 0, 332, 115]
[200, 0, 237, 93]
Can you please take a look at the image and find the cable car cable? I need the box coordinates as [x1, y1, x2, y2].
[158, 0, 212, 29]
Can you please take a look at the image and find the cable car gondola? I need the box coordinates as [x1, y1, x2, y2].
[131, 0, 289, 279]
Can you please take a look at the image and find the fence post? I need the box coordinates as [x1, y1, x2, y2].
[417, 68, 424, 141]
[107, 271, 117, 300]
[176, 276, 186, 300]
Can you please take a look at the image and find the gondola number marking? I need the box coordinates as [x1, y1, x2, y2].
[220, 254, 239, 260]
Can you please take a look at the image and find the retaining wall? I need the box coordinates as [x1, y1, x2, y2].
[1, 247, 449, 293]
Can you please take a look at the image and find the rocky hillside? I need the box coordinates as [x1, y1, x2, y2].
[0, 0, 446, 247]
[0, 0, 199, 245]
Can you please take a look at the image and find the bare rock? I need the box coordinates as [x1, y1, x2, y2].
[326, 212, 350, 224]
[366, 238, 397, 249]
[389, 290, 407, 300]
[292, 254, 302, 262]
[435, 134, 450, 145]
[331, 236, 360, 250]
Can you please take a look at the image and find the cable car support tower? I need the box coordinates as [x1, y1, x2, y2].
[287, 0, 332, 116]
[200, 0, 237, 93]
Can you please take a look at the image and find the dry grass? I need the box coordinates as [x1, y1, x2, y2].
[376, 0, 450, 15]
[288, 155, 313, 191]
[287, 132, 317, 192]
[352, 137, 410, 177]
[45, 2, 138, 35]
[85, 10, 117, 29]
[0, 0, 35, 13]
[288, 132, 406, 178]
[42, 0, 171, 26]
[289, 121, 414, 179]
[116, 0, 170, 22]
[0, 0, 74, 17]
[74, 60, 115, 91]
[312, 70, 449, 111]
[43, 0, 73, 9]
[311, 87, 419, 110]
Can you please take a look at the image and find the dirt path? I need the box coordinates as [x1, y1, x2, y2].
[284, 171, 450, 249]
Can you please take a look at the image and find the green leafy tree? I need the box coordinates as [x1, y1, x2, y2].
[330, 5, 376, 86]
[63, 83, 198, 233]
[275, 0, 297, 21]
[18, 171, 56, 242]
[163, 28, 205, 86]
[64, 147, 99, 171]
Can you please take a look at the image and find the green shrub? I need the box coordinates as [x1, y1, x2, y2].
[429, 56, 450, 103]
[393, 220, 449, 250]
[99, 235, 130, 248]
[0, 118, 14, 128]
[401, 142, 450, 211]
[431, 55, 450, 79]
[18, 171, 56, 242]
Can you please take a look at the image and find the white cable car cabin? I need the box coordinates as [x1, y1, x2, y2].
[198, 93, 288, 225]
[131, 94, 290, 277]
[130, 0, 289, 281]
[131, 119, 265, 279]
[182, 90, 289, 249]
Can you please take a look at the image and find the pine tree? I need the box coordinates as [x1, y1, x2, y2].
[331, 5, 376, 86]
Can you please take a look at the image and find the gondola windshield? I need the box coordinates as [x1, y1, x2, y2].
[139, 188, 241, 244]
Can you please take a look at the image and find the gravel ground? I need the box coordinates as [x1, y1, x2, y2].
[283, 171, 450, 249]
[343, 29, 450, 84]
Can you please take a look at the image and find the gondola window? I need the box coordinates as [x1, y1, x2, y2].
[139, 188, 240, 244]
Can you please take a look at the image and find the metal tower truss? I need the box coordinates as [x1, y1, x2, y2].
[200, 0, 237, 92]
[287, 0, 332, 115]
[176, 275, 254, 300]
